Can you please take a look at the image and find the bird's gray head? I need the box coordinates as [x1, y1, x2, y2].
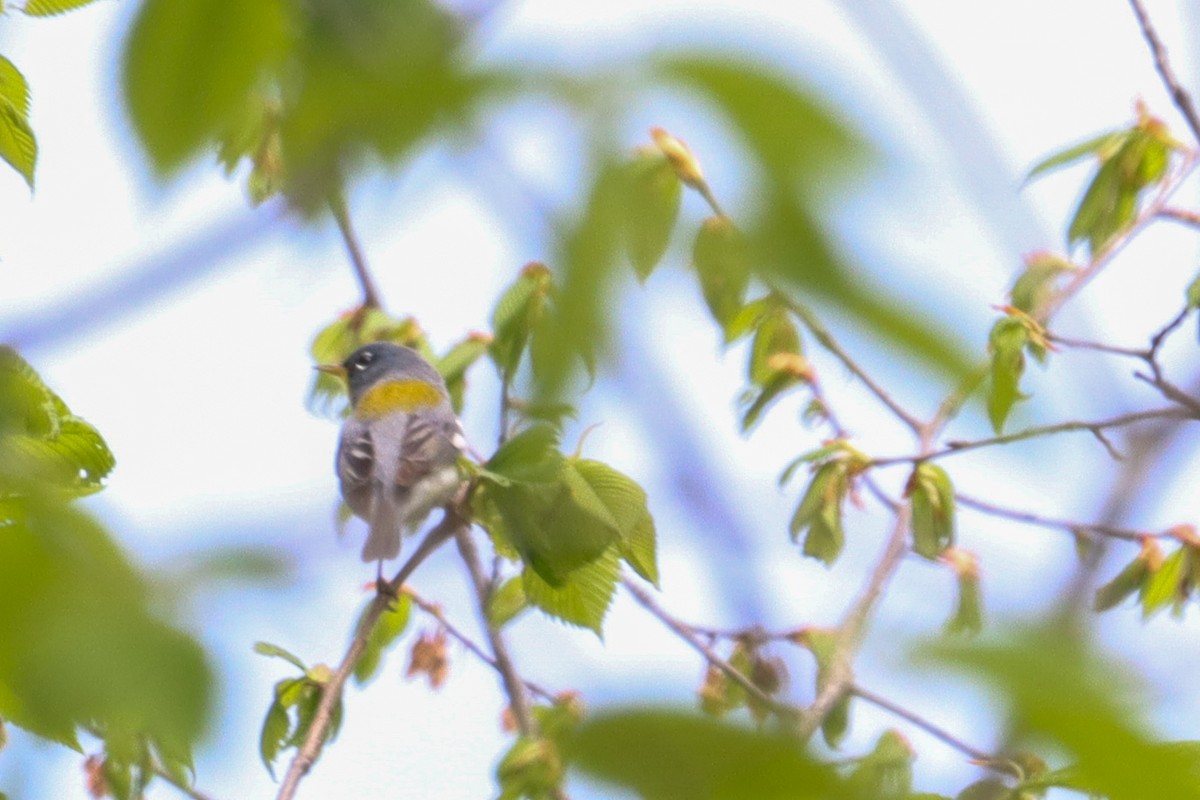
[341, 343, 446, 406]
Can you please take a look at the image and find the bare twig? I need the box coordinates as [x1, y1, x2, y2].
[795, 505, 912, 740]
[1046, 333, 1147, 359]
[955, 493, 1152, 543]
[328, 192, 383, 310]
[405, 586, 557, 702]
[1128, 0, 1200, 145]
[787, 299, 925, 434]
[850, 683, 992, 763]
[275, 512, 464, 800]
[870, 406, 1191, 467]
[454, 530, 537, 736]
[621, 576, 800, 721]
[1158, 206, 1200, 228]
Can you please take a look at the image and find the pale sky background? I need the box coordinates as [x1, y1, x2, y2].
[2, 1, 1200, 798]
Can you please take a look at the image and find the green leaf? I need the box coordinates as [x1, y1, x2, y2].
[798, 629, 851, 748]
[1025, 129, 1125, 182]
[571, 459, 649, 539]
[1094, 546, 1154, 612]
[489, 263, 553, 380]
[570, 709, 840, 800]
[253, 642, 307, 672]
[353, 594, 413, 686]
[21, 0, 99, 15]
[846, 729, 914, 799]
[986, 317, 1029, 433]
[1188, 273, 1200, 311]
[909, 463, 955, 559]
[621, 508, 660, 587]
[748, 304, 801, 386]
[522, 547, 620, 635]
[920, 625, 1200, 800]
[944, 552, 984, 636]
[693, 216, 751, 328]
[486, 576, 529, 628]
[0, 57, 30, 118]
[1009, 253, 1074, 315]
[1140, 546, 1188, 619]
[259, 696, 290, 779]
[0, 98, 36, 189]
[723, 296, 772, 345]
[485, 424, 564, 485]
[122, 0, 289, 174]
[789, 463, 848, 566]
[622, 149, 682, 280]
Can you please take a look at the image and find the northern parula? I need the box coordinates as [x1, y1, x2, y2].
[318, 342, 466, 564]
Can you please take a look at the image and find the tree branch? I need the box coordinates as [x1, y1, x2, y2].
[328, 191, 383, 310]
[274, 511, 465, 800]
[956, 492, 1153, 543]
[870, 406, 1191, 467]
[849, 683, 992, 763]
[1157, 206, 1200, 228]
[1128, 0, 1200, 145]
[404, 586, 556, 702]
[620, 575, 800, 720]
[454, 529, 537, 736]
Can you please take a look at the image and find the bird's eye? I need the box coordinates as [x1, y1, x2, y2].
[353, 351, 375, 371]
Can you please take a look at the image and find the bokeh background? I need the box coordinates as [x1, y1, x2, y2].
[2, 0, 1199, 797]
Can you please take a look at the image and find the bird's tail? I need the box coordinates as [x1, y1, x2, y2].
[362, 492, 402, 563]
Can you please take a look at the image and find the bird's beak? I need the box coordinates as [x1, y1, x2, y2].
[315, 363, 348, 380]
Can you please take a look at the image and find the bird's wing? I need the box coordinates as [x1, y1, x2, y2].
[394, 411, 466, 488]
[336, 418, 375, 519]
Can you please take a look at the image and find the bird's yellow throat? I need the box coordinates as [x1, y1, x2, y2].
[354, 379, 444, 420]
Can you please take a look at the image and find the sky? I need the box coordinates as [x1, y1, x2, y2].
[2, 1, 1200, 798]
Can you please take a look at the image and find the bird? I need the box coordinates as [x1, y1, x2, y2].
[318, 342, 466, 567]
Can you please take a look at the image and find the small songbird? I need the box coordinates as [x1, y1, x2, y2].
[318, 342, 465, 565]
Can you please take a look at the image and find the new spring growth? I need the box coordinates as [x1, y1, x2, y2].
[650, 126, 705, 189]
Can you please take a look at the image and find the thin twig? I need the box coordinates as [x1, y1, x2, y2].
[328, 192, 383, 310]
[454, 530, 537, 736]
[275, 512, 465, 800]
[621, 575, 800, 721]
[1128, 0, 1200, 144]
[787, 299, 925, 434]
[405, 586, 556, 702]
[1158, 206, 1200, 228]
[870, 406, 1191, 467]
[795, 505, 912, 740]
[850, 683, 992, 763]
[955, 493, 1152, 543]
[1046, 333, 1147, 359]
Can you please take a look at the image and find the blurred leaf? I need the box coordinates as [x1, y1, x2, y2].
[656, 56, 863, 180]
[571, 709, 840, 800]
[748, 302, 800, 386]
[253, 642, 308, 672]
[259, 696, 289, 779]
[522, 547, 620, 635]
[1009, 252, 1074, 315]
[21, 0, 100, 14]
[622, 148, 682, 280]
[798, 628, 851, 748]
[0, 497, 212, 755]
[354, 593, 413, 685]
[0, 97, 35, 189]
[497, 736, 564, 800]
[437, 332, 491, 414]
[986, 317, 1028, 433]
[1187, 273, 1200, 311]
[1025, 129, 1125, 182]
[943, 549, 983, 636]
[1094, 539, 1160, 613]
[789, 462, 848, 566]
[486, 576, 529, 629]
[534, 162, 625, 399]
[908, 463, 956, 559]
[694, 216, 751, 328]
[1140, 545, 1192, 619]
[122, 0, 289, 174]
[723, 296, 772, 345]
[845, 729, 914, 799]
[921, 625, 1200, 800]
[490, 263, 553, 381]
